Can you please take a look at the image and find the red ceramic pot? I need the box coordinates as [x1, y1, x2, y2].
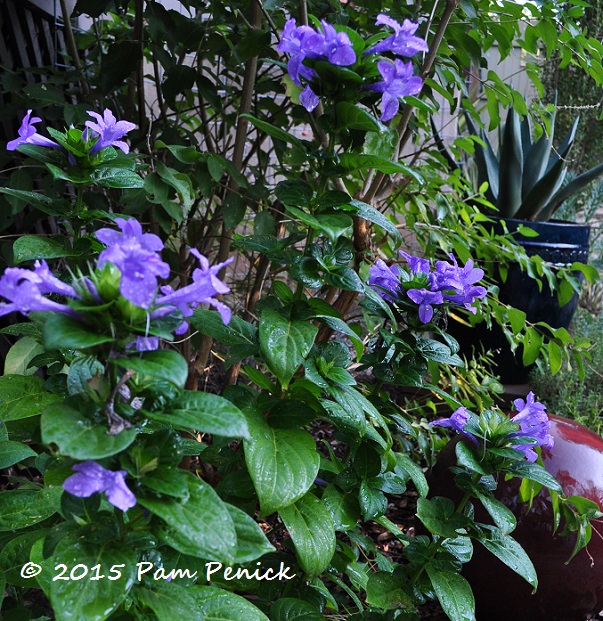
[426, 415, 603, 621]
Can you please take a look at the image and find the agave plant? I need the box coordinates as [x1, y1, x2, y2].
[435, 105, 603, 222]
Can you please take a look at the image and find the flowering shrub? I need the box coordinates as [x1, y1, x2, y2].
[1, 1, 603, 620]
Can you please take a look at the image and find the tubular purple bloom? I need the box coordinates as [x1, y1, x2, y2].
[366, 14, 429, 57]
[318, 21, 356, 66]
[366, 60, 423, 122]
[430, 407, 478, 444]
[63, 461, 136, 511]
[406, 288, 444, 323]
[0, 263, 79, 318]
[154, 248, 233, 329]
[368, 259, 402, 302]
[96, 218, 170, 309]
[7, 110, 61, 151]
[300, 85, 320, 112]
[430, 254, 486, 312]
[128, 336, 160, 352]
[400, 250, 429, 275]
[510, 392, 554, 461]
[277, 19, 321, 85]
[85, 109, 136, 154]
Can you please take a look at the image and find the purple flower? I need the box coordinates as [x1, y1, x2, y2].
[63, 461, 136, 511]
[316, 21, 356, 66]
[510, 392, 554, 461]
[300, 86, 320, 113]
[366, 14, 429, 57]
[127, 336, 160, 352]
[406, 287, 444, 323]
[154, 249, 232, 332]
[430, 407, 478, 444]
[0, 261, 79, 318]
[400, 250, 430, 275]
[366, 60, 424, 122]
[7, 110, 61, 151]
[96, 218, 170, 309]
[277, 19, 322, 85]
[368, 259, 402, 302]
[85, 109, 136, 154]
[431, 254, 486, 313]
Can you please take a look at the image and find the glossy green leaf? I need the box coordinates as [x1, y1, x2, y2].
[244, 411, 319, 515]
[416, 497, 468, 538]
[142, 474, 237, 563]
[49, 536, 137, 621]
[259, 309, 317, 388]
[147, 391, 249, 438]
[136, 583, 205, 621]
[271, 597, 324, 621]
[44, 314, 115, 350]
[365, 571, 414, 610]
[114, 350, 188, 389]
[190, 310, 258, 347]
[425, 564, 476, 621]
[475, 525, 537, 589]
[241, 113, 304, 149]
[478, 495, 516, 535]
[189, 586, 269, 621]
[0, 375, 60, 421]
[347, 199, 402, 239]
[0, 487, 61, 531]
[41, 402, 136, 459]
[227, 504, 275, 563]
[279, 492, 336, 578]
[0, 440, 37, 468]
[336, 102, 383, 132]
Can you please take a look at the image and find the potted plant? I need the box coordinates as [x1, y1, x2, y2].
[435, 104, 603, 381]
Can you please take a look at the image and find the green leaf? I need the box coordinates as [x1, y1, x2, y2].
[142, 474, 237, 563]
[416, 497, 468, 538]
[475, 525, 537, 589]
[0, 188, 71, 216]
[13, 235, 80, 263]
[146, 391, 249, 438]
[271, 598, 324, 621]
[547, 340, 563, 375]
[425, 564, 476, 621]
[226, 504, 275, 563]
[0, 375, 61, 422]
[49, 537, 137, 621]
[279, 492, 336, 578]
[315, 213, 353, 241]
[358, 480, 388, 519]
[365, 571, 415, 610]
[244, 410, 320, 515]
[41, 402, 136, 459]
[479, 495, 516, 536]
[241, 113, 304, 149]
[336, 102, 383, 132]
[222, 193, 247, 230]
[259, 309, 317, 388]
[190, 309, 258, 347]
[140, 466, 190, 499]
[275, 180, 314, 207]
[347, 199, 402, 239]
[44, 314, 115, 350]
[338, 154, 423, 184]
[395, 452, 429, 498]
[4, 337, 45, 375]
[136, 583, 204, 621]
[114, 350, 188, 389]
[93, 167, 144, 189]
[322, 484, 360, 531]
[0, 440, 37, 468]
[504, 460, 563, 492]
[0, 487, 61, 531]
[0, 529, 48, 587]
[189, 586, 270, 621]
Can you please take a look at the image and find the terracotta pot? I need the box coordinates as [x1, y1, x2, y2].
[426, 415, 603, 620]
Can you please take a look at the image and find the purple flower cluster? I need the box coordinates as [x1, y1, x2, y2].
[510, 392, 554, 462]
[63, 461, 136, 511]
[430, 393, 554, 463]
[7, 109, 135, 155]
[277, 18, 356, 112]
[368, 250, 487, 323]
[364, 14, 428, 121]
[0, 218, 232, 349]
